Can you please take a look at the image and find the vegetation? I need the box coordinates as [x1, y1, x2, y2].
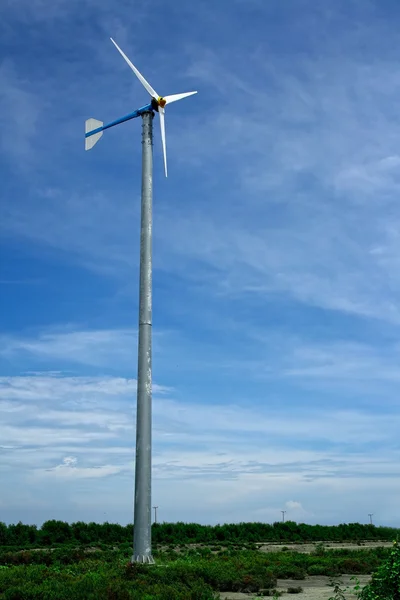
[0, 520, 398, 547]
[0, 521, 399, 599]
[0, 542, 393, 599]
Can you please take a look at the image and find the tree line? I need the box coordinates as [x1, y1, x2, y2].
[0, 520, 398, 547]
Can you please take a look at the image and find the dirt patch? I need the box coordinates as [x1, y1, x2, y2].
[158, 540, 392, 555]
[220, 574, 370, 599]
[257, 541, 392, 554]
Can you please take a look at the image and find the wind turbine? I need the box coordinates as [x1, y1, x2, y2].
[85, 37, 197, 177]
[85, 38, 197, 564]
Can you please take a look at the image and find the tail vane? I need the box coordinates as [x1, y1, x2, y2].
[85, 118, 104, 151]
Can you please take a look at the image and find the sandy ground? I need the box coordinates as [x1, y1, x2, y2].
[220, 574, 371, 600]
[161, 540, 393, 554]
[256, 541, 392, 554]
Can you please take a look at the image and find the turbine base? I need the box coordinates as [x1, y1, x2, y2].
[131, 554, 155, 564]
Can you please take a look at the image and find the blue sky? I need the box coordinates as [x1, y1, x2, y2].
[1, 0, 400, 527]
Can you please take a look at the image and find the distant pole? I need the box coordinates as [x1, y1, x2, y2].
[153, 506, 158, 524]
[281, 511, 286, 523]
[132, 111, 154, 564]
[368, 514, 373, 525]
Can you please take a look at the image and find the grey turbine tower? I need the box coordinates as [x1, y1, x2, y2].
[85, 38, 197, 563]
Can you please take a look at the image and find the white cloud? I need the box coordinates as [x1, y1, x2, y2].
[61, 456, 77, 467]
[285, 501, 303, 511]
[1, 328, 136, 365]
[41, 455, 124, 479]
[0, 424, 116, 448]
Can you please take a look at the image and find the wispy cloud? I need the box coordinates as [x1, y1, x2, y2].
[0, 59, 42, 165]
[1, 328, 138, 368]
[3, 29, 400, 324]
[42, 456, 124, 479]
[1, 366, 400, 522]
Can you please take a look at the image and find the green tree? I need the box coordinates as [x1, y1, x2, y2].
[0, 522, 9, 545]
[40, 520, 71, 545]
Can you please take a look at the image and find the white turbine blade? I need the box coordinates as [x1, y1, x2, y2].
[164, 91, 197, 104]
[159, 107, 167, 177]
[110, 37, 159, 98]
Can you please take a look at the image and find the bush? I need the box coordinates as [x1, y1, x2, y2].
[313, 543, 326, 556]
[307, 564, 328, 576]
[274, 565, 306, 579]
[358, 540, 400, 600]
[287, 586, 303, 593]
